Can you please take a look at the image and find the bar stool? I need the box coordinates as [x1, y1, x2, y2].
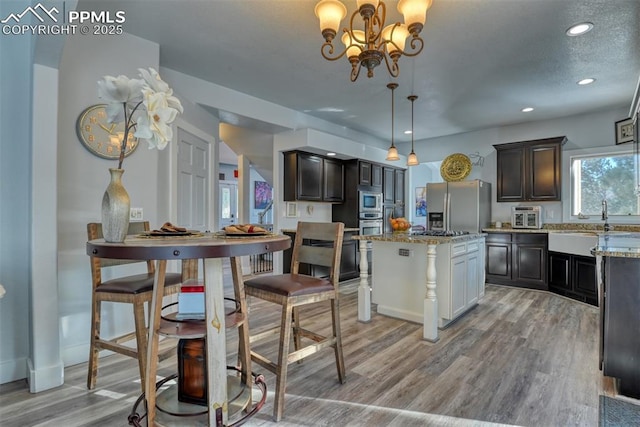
[244, 221, 346, 421]
[86, 221, 190, 391]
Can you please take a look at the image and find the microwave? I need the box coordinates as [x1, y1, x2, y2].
[511, 206, 543, 229]
[359, 191, 383, 217]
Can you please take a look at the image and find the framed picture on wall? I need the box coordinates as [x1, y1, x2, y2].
[254, 181, 272, 209]
[415, 187, 427, 217]
[615, 117, 634, 144]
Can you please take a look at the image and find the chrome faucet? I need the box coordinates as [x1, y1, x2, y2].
[602, 199, 612, 232]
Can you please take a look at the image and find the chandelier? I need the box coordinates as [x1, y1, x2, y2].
[314, 0, 432, 82]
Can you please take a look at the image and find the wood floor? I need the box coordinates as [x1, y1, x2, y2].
[0, 275, 627, 427]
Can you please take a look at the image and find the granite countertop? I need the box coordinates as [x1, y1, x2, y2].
[591, 232, 640, 258]
[484, 223, 640, 234]
[352, 232, 486, 244]
[280, 227, 360, 233]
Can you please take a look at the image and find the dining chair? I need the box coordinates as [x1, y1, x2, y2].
[86, 221, 191, 391]
[244, 221, 346, 421]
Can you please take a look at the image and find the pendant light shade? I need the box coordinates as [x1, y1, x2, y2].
[386, 83, 400, 161]
[406, 94, 419, 166]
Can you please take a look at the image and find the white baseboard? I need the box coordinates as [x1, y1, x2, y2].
[27, 358, 64, 392]
[0, 356, 28, 384]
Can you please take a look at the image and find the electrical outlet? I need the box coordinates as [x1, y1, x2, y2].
[398, 248, 412, 257]
[130, 207, 143, 221]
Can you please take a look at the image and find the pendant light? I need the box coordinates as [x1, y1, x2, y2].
[406, 94, 419, 166]
[386, 82, 400, 161]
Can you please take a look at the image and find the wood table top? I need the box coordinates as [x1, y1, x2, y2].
[87, 232, 291, 260]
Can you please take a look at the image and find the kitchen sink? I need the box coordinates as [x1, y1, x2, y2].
[548, 231, 599, 257]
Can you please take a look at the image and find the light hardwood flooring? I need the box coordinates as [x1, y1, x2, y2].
[0, 271, 627, 427]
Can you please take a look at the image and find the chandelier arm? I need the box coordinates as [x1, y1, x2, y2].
[401, 36, 425, 57]
[350, 61, 361, 82]
[348, 11, 367, 45]
[382, 51, 400, 78]
[320, 40, 350, 61]
[369, 3, 386, 46]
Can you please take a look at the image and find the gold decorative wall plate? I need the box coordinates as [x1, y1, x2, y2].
[440, 153, 472, 181]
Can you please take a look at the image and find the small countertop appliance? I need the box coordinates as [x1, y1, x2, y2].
[511, 206, 543, 229]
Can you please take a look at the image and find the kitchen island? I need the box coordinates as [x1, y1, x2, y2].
[592, 232, 640, 399]
[353, 232, 486, 342]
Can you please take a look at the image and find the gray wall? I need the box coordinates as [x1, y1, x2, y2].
[399, 106, 632, 224]
[0, 1, 33, 384]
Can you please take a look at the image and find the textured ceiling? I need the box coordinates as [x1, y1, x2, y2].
[83, 0, 640, 146]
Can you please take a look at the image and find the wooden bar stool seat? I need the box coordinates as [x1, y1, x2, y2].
[87, 222, 189, 392]
[244, 221, 346, 421]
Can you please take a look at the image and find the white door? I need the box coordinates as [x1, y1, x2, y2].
[219, 182, 238, 230]
[177, 128, 209, 231]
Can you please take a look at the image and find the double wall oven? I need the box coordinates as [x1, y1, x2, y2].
[358, 191, 383, 274]
[358, 191, 383, 236]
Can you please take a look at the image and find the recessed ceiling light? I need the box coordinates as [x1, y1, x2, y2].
[566, 22, 593, 36]
[577, 78, 595, 85]
[327, 152, 336, 156]
[317, 107, 345, 113]
[404, 130, 412, 135]
[522, 107, 534, 113]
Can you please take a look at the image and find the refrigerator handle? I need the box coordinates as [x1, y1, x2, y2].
[442, 192, 448, 230]
[447, 193, 452, 231]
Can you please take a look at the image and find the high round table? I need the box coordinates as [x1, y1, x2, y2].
[87, 232, 291, 426]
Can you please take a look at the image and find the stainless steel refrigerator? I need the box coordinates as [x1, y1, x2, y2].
[426, 180, 491, 232]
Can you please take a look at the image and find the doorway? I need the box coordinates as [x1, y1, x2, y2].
[177, 128, 209, 231]
[219, 181, 238, 230]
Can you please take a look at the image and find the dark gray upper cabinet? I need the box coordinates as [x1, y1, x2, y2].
[323, 157, 345, 202]
[383, 167, 395, 205]
[494, 136, 566, 202]
[283, 151, 344, 202]
[358, 161, 382, 187]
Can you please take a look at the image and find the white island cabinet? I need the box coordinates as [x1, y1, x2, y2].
[353, 233, 486, 341]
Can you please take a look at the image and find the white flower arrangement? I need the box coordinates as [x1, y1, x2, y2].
[97, 68, 183, 169]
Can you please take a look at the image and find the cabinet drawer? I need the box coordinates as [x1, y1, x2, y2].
[485, 232, 512, 243]
[452, 243, 467, 256]
[467, 241, 479, 252]
[515, 233, 547, 244]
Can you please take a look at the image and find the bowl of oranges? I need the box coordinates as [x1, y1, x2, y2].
[390, 216, 411, 233]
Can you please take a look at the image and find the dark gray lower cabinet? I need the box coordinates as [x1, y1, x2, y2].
[601, 256, 640, 398]
[282, 230, 358, 282]
[485, 232, 547, 290]
[548, 252, 597, 306]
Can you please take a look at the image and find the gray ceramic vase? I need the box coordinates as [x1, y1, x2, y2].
[101, 168, 130, 242]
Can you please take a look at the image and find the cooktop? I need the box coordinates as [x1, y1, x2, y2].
[413, 230, 471, 237]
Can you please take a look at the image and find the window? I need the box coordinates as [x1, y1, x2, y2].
[571, 151, 639, 216]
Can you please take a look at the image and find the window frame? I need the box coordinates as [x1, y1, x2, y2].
[563, 144, 639, 224]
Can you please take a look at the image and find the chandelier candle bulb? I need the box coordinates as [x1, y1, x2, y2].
[342, 30, 365, 59]
[315, 0, 347, 41]
[398, 0, 433, 34]
[382, 24, 410, 55]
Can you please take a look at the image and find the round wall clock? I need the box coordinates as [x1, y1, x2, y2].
[76, 104, 138, 159]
